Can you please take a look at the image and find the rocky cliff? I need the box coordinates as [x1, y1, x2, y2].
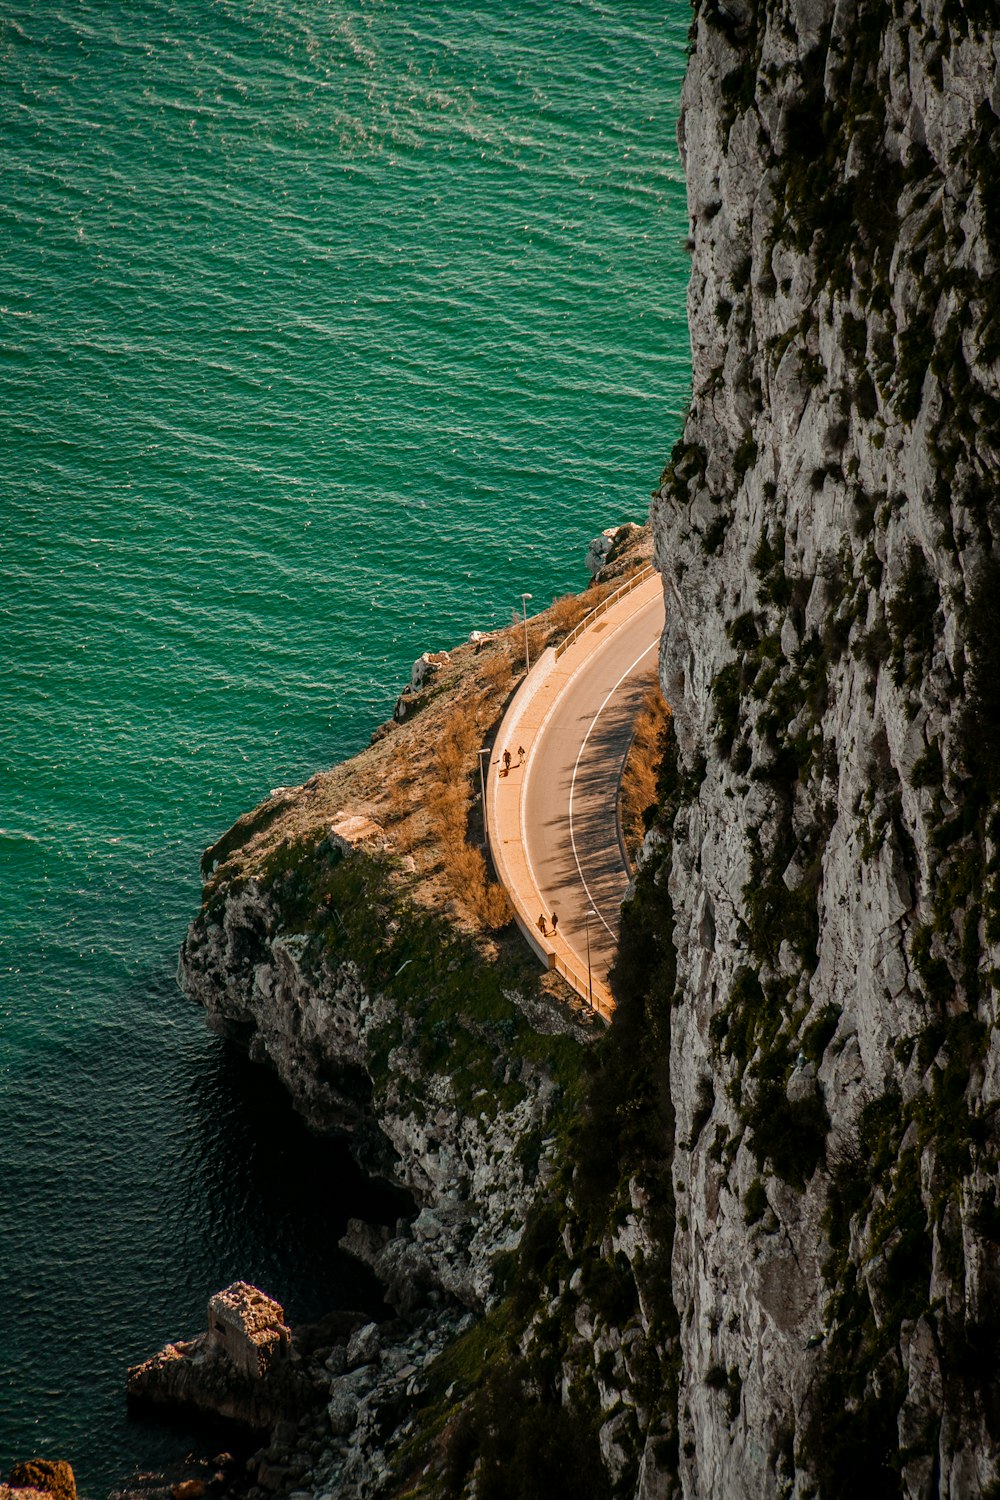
[652, 0, 1000, 1493]
[180, 859, 584, 1311]
[171, 7, 1000, 1496]
[175, 559, 648, 1321]
[171, 559, 644, 1494]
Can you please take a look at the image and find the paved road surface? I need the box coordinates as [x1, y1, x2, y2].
[522, 594, 664, 988]
[486, 572, 664, 1015]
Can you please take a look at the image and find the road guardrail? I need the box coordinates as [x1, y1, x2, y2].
[551, 951, 613, 1021]
[553, 563, 655, 661]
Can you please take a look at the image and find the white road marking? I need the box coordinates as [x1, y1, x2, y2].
[513, 587, 662, 983]
[569, 638, 659, 941]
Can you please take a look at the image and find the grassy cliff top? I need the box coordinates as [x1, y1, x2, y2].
[198, 526, 653, 971]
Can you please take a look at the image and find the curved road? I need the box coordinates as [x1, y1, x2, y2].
[486, 572, 664, 1015]
[522, 597, 663, 987]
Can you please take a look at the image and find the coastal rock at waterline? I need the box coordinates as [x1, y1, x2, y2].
[0, 1462, 76, 1500]
[409, 651, 449, 692]
[585, 521, 644, 577]
[392, 686, 426, 723]
[127, 1283, 317, 1432]
[390, 648, 453, 722]
[585, 528, 618, 575]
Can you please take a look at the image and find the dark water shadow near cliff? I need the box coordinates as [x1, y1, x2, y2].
[111, 1408, 261, 1500]
[182, 1035, 412, 1323]
[0, 962, 405, 1499]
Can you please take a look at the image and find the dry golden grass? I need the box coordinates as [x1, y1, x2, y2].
[545, 591, 591, 637]
[417, 689, 515, 928]
[203, 527, 654, 949]
[619, 677, 671, 861]
[450, 842, 513, 929]
[478, 649, 515, 693]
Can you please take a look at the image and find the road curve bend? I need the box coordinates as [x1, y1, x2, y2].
[485, 571, 665, 1019]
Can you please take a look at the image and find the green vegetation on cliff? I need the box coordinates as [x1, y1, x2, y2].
[389, 715, 685, 1500]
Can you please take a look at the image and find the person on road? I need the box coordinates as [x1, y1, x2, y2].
[537, 913, 548, 937]
[551, 911, 558, 934]
[503, 748, 512, 771]
[517, 745, 526, 764]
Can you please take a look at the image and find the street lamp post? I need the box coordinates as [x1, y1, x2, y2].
[586, 906, 597, 1010]
[521, 592, 533, 674]
[478, 747, 490, 842]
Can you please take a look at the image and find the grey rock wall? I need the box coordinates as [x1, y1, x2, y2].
[651, 0, 1000, 1493]
[179, 872, 575, 1314]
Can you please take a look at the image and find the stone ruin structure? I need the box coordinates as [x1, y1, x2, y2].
[127, 1281, 303, 1429]
[206, 1282, 291, 1380]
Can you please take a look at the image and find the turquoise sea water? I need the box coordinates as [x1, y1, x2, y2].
[0, 1, 691, 1490]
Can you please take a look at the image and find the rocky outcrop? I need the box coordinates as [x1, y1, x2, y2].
[0, 1462, 76, 1500]
[586, 522, 646, 578]
[125, 1284, 469, 1500]
[127, 1285, 318, 1432]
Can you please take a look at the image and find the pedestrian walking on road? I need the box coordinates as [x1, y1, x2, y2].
[537, 913, 548, 937]
[517, 745, 526, 764]
[551, 911, 558, 934]
[503, 748, 512, 771]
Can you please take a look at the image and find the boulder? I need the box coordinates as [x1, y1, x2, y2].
[327, 1368, 373, 1437]
[410, 650, 450, 692]
[345, 1322, 381, 1370]
[170, 1482, 205, 1500]
[1, 1462, 76, 1500]
[585, 529, 617, 576]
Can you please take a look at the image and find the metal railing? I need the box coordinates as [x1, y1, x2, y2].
[553, 562, 656, 660]
[551, 951, 613, 1022]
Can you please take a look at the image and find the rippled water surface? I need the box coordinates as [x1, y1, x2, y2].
[0, 1, 690, 1489]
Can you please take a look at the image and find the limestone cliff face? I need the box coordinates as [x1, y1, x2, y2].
[652, 0, 1000, 1493]
[180, 857, 584, 1313]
